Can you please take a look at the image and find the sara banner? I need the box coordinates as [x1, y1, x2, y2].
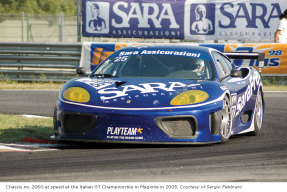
[80, 42, 287, 75]
[82, 0, 287, 41]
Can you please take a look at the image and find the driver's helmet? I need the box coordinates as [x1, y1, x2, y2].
[192, 59, 205, 76]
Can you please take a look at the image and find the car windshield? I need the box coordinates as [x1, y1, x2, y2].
[92, 51, 213, 80]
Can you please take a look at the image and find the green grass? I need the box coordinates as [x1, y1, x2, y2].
[0, 114, 54, 143]
[0, 80, 64, 90]
[263, 85, 287, 91]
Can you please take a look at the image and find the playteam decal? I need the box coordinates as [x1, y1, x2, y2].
[107, 127, 144, 140]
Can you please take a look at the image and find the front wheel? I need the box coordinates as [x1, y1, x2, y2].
[220, 95, 232, 143]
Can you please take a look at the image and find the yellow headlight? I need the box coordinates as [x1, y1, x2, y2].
[63, 87, 90, 103]
[170, 90, 209, 105]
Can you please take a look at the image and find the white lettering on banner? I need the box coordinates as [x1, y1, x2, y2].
[112, 29, 181, 37]
[111, 2, 179, 29]
[219, 3, 281, 29]
[218, 31, 274, 39]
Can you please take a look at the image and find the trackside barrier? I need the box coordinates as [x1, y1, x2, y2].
[80, 42, 287, 76]
[1, 42, 287, 83]
[0, 42, 81, 82]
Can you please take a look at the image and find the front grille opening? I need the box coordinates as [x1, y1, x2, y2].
[63, 114, 96, 135]
[156, 116, 197, 139]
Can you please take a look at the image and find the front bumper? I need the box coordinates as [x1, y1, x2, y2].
[53, 100, 223, 144]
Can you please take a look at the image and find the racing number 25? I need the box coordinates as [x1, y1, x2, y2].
[114, 56, 128, 62]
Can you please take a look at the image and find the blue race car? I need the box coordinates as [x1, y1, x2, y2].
[53, 45, 264, 144]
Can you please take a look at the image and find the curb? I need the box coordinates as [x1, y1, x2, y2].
[22, 138, 57, 144]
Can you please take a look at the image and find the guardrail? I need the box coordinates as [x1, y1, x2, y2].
[1, 42, 286, 84]
[0, 42, 82, 82]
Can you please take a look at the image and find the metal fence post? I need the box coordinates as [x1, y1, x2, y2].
[21, 12, 24, 42]
[26, 14, 29, 41]
[77, 0, 82, 42]
[59, 12, 64, 42]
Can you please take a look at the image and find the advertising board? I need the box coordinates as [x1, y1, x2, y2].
[82, 0, 287, 41]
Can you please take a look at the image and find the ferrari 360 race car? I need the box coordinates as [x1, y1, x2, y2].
[53, 45, 265, 144]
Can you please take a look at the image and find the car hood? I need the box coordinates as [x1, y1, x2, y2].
[60, 77, 226, 109]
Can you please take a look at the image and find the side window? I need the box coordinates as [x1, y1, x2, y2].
[221, 55, 233, 72]
[212, 51, 233, 79]
[212, 52, 227, 79]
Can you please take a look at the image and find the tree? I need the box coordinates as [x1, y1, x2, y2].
[0, 0, 78, 15]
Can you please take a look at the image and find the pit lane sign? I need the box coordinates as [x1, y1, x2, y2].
[82, 0, 287, 41]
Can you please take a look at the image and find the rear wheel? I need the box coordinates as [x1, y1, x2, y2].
[250, 90, 263, 136]
[220, 95, 232, 143]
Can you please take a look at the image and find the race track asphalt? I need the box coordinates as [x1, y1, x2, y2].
[0, 90, 286, 182]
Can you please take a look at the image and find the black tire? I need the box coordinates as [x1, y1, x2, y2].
[250, 89, 263, 136]
[220, 95, 232, 143]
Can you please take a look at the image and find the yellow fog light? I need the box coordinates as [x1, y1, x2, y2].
[170, 90, 209, 105]
[63, 87, 90, 103]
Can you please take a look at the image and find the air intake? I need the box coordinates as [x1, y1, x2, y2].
[155, 116, 197, 139]
[63, 113, 96, 135]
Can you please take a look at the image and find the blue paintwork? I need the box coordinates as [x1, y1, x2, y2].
[53, 45, 265, 144]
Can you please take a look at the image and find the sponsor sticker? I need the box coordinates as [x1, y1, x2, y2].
[117, 49, 201, 58]
[233, 71, 261, 117]
[107, 127, 144, 140]
[77, 78, 187, 100]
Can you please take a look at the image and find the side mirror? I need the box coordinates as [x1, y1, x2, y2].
[230, 70, 243, 78]
[76, 67, 88, 76]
